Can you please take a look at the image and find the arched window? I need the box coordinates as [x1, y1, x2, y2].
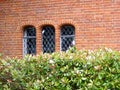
[42, 25, 55, 53]
[23, 26, 36, 56]
[60, 24, 75, 51]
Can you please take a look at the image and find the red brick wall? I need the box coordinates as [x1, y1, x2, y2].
[0, 0, 120, 58]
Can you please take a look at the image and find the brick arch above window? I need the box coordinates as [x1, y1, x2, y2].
[59, 23, 76, 30]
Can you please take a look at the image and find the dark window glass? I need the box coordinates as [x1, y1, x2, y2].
[23, 26, 36, 55]
[42, 25, 55, 53]
[61, 25, 75, 51]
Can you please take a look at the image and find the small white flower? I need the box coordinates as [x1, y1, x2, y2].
[49, 59, 54, 64]
[82, 77, 87, 80]
[88, 50, 94, 54]
[49, 74, 52, 77]
[100, 48, 103, 52]
[69, 56, 73, 59]
[108, 48, 112, 53]
[74, 68, 81, 74]
[105, 47, 113, 53]
[94, 65, 101, 71]
[88, 83, 93, 87]
[86, 55, 92, 60]
[46, 77, 49, 79]
[36, 80, 40, 83]
[75, 70, 80, 74]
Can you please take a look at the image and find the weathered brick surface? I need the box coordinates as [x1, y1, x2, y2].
[0, 0, 120, 58]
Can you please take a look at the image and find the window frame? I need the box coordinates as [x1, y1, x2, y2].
[41, 25, 55, 53]
[23, 26, 36, 56]
[60, 24, 75, 51]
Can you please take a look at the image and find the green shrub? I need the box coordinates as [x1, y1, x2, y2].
[0, 48, 120, 90]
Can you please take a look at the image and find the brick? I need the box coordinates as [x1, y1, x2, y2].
[0, 0, 120, 58]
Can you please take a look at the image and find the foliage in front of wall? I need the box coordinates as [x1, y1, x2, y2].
[0, 48, 120, 90]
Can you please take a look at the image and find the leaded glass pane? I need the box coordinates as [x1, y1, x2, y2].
[24, 27, 36, 36]
[61, 36, 74, 51]
[23, 26, 36, 55]
[61, 25, 75, 51]
[26, 38, 36, 54]
[61, 25, 75, 36]
[42, 25, 55, 53]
